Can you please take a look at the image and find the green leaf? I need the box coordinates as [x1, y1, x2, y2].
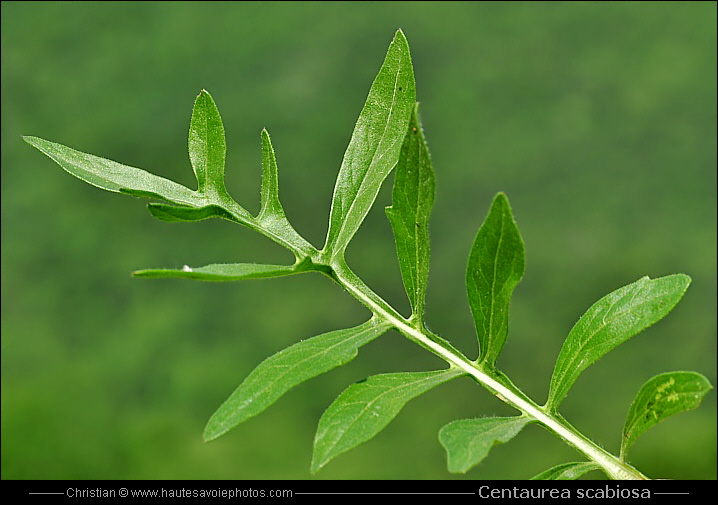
[204, 319, 392, 442]
[251, 129, 310, 252]
[530, 462, 602, 480]
[23, 136, 203, 206]
[189, 89, 228, 198]
[132, 262, 303, 281]
[311, 368, 461, 473]
[386, 103, 434, 322]
[323, 29, 416, 260]
[258, 129, 286, 222]
[620, 371, 712, 460]
[24, 93, 257, 225]
[146, 203, 237, 223]
[438, 416, 531, 474]
[466, 193, 525, 368]
[547, 274, 691, 411]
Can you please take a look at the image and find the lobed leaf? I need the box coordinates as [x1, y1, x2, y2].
[386, 103, 435, 322]
[530, 462, 602, 480]
[323, 29, 416, 260]
[620, 371, 712, 460]
[24, 92, 259, 226]
[439, 416, 531, 474]
[311, 368, 461, 473]
[547, 274, 691, 411]
[132, 262, 302, 281]
[466, 193, 525, 368]
[203, 319, 393, 442]
[189, 89, 228, 198]
[23, 136, 203, 207]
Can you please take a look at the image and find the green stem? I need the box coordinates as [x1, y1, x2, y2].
[328, 258, 648, 480]
[221, 199, 647, 479]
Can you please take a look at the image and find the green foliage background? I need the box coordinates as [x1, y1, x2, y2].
[2, 1, 715, 479]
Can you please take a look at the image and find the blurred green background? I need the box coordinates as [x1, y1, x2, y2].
[2, 1, 715, 480]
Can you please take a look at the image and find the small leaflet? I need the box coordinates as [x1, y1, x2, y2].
[133, 262, 299, 281]
[311, 368, 461, 473]
[620, 371, 712, 460]
[547, 274, 691, 411]
[258, 129, 286, 221]
[386, 103, 435, 322]
[465, 193, 525, 368]
[439, 416, 531, 474]
[188, 90, 228, 198]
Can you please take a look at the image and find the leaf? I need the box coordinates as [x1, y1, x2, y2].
[311, 368, 461, 473]
[386, 103, 434, 321]
[466, 193, 525, 368]
[547, 274, 691, 411]
[146, 203, 237, 223]
[203, 319, 392, 442]
[258, 129, 286, 222]
[189, 89, 228, 198]
[438, 416, 531, 474]
[620, 371, 712, 460]
[190, 127, 310, 256]
[132, 262, 303, 281]
[530, 462, 602, 480]
[323, 29, 416, 260]
[251, 129, 311, 252]
[24, 93, 257, 225]
[23, 136, 203, 207]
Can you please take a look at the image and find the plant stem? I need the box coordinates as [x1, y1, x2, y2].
[222, 194, 647, 479]
[328, 258, 648, 480]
